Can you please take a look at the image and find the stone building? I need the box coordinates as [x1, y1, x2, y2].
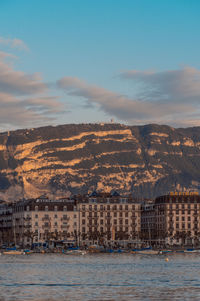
[141, 193, 200, 246]
[75, 191, 141, 246]
[0, 202, 13, 245]
[12, 196, 77, 247]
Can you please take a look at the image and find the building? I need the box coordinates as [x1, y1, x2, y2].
[12, 196, 77, 247]
[141, 192, 200, 247]
[0, 202, 13, 245]
[76, 191, 141, 247]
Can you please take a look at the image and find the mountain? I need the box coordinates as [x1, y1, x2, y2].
[0, 123, 200, 201]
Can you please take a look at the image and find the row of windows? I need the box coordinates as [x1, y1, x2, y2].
[26, 214, 77, 219]
[82, 226, 130, 233]
[26, 206, 69, 212]
[82, 212, 137, 218]
[81, 205, 138, 210]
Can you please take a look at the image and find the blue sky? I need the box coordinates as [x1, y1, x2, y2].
[0, 0, 200, 130]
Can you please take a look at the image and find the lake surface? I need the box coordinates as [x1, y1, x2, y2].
[0, 253, 200, 300]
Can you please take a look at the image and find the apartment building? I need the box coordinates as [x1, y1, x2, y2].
[76, 191, 141, 246]
[0, 202, 13, 245]
[141, 193, 200, 246]
[12, 196, 77, 247]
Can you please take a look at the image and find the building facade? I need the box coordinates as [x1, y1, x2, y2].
[76, 192, 141, 246]
[141, 193, 200, 246]
[12, 196, 77, 247]
[0, 202, 13, 246]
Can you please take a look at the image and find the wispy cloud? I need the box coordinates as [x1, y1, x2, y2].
[0, 37, 29, 51]
[120, 67, 200, 104]
[57, 74, 196, 126]
[0, 49, 64, 130]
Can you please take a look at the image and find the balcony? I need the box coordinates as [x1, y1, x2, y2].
[42, 216, 51, 221]
[61, 217, 70, 222]
[42, 225, 50, 230]
[61, 225, 69, 229]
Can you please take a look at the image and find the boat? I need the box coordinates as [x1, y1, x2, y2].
[3, 250, 25, 255]
[64, 249, 87, 255]
[131, 247, 159, 255]
[136, 250, 159, 255]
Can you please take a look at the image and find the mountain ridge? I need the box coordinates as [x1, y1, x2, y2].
[0, 123, 200, 201]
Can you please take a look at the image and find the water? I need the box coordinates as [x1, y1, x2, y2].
[0, 253, 200, 300]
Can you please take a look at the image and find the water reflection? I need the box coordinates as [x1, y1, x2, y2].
[0, 254, 200, 300]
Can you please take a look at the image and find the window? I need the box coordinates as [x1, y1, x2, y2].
[35, 206, 38, 211]
[54, 214, 57, 218]
[82, 212, 85, 217]
[82, 219, 85, 225]
[74, 214, 77, 218]
[82, 227, 85, 232]
[188, 216, 191, 221]
[182, 216, 185, 221]
[54, 222, 57, 226]
[114, 219, 117, 225]
[100, 212, 103, 217]
[54, 206, 57, 211]
[35, 214, 38, 218]
[125, 212, 128, 217]
[125, 219, 128, 224]
[100, 219, 103, 225]
[63, 206, 67, 211]
[45, 206, 48, 212]
[114, 212, 117, 217]
[26, 206, 30, 211]
[35, 222, 38, 226]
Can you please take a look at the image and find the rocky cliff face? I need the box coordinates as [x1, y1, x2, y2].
[0, 123, 200, 201]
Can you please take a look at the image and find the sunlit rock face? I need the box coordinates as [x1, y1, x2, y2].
[0, 123, 200, 201]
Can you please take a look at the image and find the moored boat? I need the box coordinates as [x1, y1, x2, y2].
[3, 250, 25, 255]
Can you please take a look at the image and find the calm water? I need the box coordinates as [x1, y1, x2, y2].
[0, 253, 200, 300]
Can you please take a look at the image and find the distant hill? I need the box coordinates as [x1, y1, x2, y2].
[0, 123, 200, 201]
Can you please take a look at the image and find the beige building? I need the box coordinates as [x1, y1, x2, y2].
[76, 192, 141, 246]
[12, 196, 77, 247]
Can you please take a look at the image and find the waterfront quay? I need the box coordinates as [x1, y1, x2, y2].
[0, 191, 200, 250]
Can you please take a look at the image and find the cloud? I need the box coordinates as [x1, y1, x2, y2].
[0, 37, 29, 51]
[57, 75, 195, 126]
[120, 67, 200, 104]
[0, 52, 64, 130]
[0, 55, 46, 96]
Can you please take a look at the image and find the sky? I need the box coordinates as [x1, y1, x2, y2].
[0, 0, 200, 131]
